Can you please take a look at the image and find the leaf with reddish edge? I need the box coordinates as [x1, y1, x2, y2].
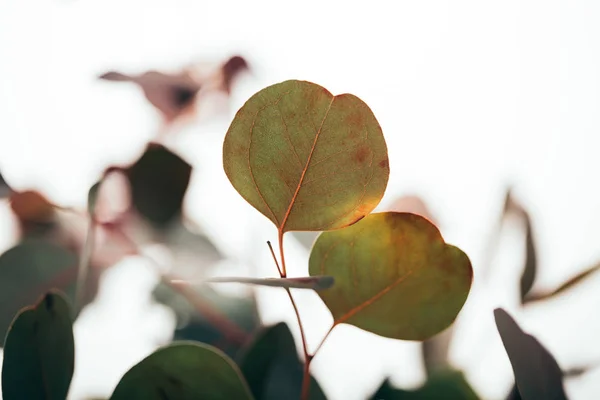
[309, 212, 472, 340]
[223, 80, 389, 234]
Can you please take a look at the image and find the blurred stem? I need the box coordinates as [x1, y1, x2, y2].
[75, 215, 96, 313]
[302, 324, 335, 399]
[278, 229, 287, 277]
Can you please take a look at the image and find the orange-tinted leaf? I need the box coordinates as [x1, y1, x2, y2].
[309, 212, 472, 340]
[223, 80, 389, 233]
[9, 191, 55, 223]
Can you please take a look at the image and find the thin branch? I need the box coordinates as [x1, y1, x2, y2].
[284, 288, 311, 400]
[267, 240, 283, 277]
[311, 323, 336, 359]
[278, 230, 287, 277]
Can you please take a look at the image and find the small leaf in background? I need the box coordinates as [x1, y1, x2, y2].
[525, 261, 600, 303]
[152, 283, 259, 358]
[370, 370, 479, 400]
[110, 342, 254, 400]
[494, 308, 567, 400]
[502, 190, 538, 304]
[218, 55, 250, 94]
[125, 143, 192, 229]
[9, 190, 57, 236]
[310, 212, 472, 340]
[198, 275, 334, 290]
[2, 291, 75, 400]
[237, 322, 327, 400]
[0, 240, 78, 340]
[223, 79, 389, 233]
[99, 70, 202, 123]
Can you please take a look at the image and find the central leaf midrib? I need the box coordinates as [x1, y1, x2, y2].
[279, 96, 336, 232]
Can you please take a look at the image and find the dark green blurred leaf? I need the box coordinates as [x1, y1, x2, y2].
[125, 143, 192, 229]
[110, 342, 254, 400]
[525, 262, 600, 303]
[494, 308, 567, 400]
[370, 370, 479, 400]
[2, 291, 75, 400]
[0, 240, 78, 341]
[237, 322, 327, 400]
[506, 384, 522, 400]
[153, 282, 259, 358]
[203, 276, 334, 290]
[0, 171, 11, 198]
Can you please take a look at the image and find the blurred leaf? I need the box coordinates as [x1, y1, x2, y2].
[0, 240, 78, 340]
[99, 70, 201, 123]
[0, 171, 11, 197]
[2, 291, 75, 400]
[237, 322, 327, 400]
[9, 190, 57, 236]
[525, 262, 600, 303]
[110, 342, 254, 400]
[125, 143, 192, 229]
[309, 212, 472, 340]
[202, 275, 334, 290]
[223, 79, 389, 232]
[371, 370, 479, 400]
[494, 308, 567, 400]
[153, 283, 259, 358]
[220, 55, 250, 94]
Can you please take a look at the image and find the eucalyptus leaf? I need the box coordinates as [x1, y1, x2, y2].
[2, 291, 75, 400]
[309, 212, 472, 340]
[237, 322, 327, 400]
[223, 79, 389, 233]
[494, 308, 567, 400]
[110, 342, 254, 400]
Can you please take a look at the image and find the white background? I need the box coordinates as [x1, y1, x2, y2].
[1, 1, 600, 399]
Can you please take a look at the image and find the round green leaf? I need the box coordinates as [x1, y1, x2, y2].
[110, 342, 254, 400]
[309, 212, 472, 340]
[2, 291, 75, 400]
[223, 80, 389, 232]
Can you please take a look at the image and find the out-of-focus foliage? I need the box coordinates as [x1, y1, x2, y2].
[494, 308, 567, 400]
[370, 370, 479, 400]
[237, 322, 327, 400]
[2, 291, 75, 400]
[110, 342, 254, 400]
